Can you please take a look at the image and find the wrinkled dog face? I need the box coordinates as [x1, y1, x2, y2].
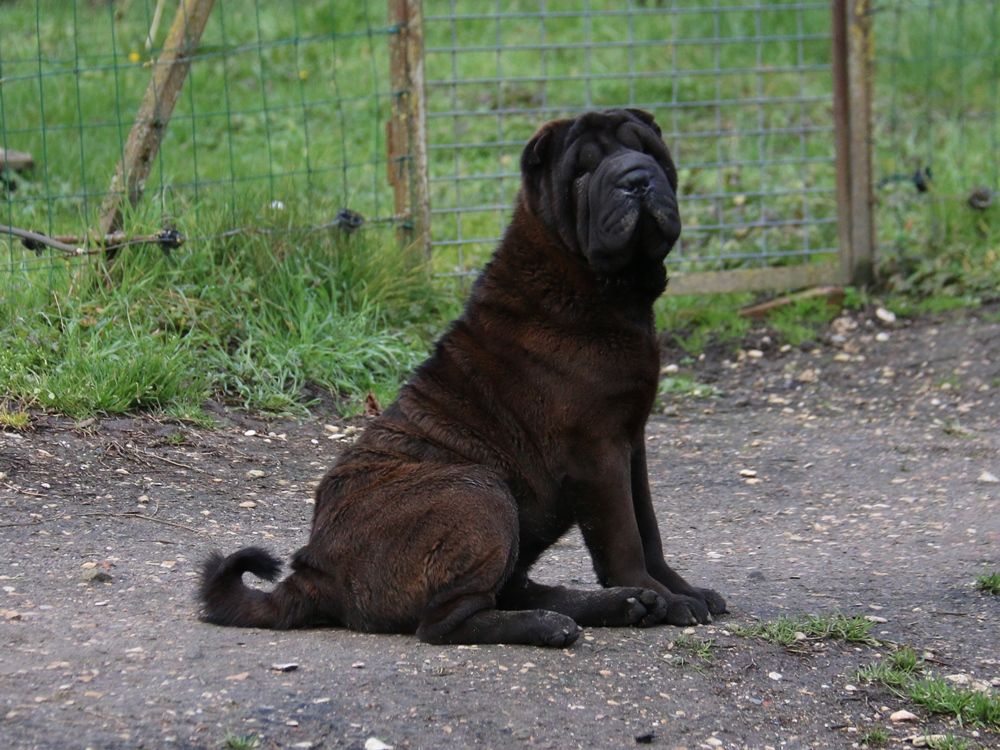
[520, 109, 681, 277]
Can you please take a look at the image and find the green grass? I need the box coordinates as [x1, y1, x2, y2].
[223, 734, 261, 750]
[669, 635, 716, 662]
[1, 222, 439, 417]
[657, 374, 721, 401]
[858, 648, 1000, 730]
[656, 293, 753, 355]
[857, 647, 922, 689]
[734, 613, 881, 649]
[0, 406, 31, 430]
[859, 727, 890, 748]
[975, 572, 1000, 596]
[2, 1, 998, 418]
[765, 296, 842, 347]
[924, 737, 975, 750]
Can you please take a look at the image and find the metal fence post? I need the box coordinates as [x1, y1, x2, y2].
[832, 0, 876, 287]
[387, 0, 431, 257]
[97, 0, 215, 247]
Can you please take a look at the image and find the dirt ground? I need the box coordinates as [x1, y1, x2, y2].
[2, 303, 998, 750]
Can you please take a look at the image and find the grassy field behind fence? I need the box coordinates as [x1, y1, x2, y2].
[0, 1, 997, 419]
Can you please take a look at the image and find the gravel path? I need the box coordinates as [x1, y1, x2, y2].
[2, 304, 998, 749]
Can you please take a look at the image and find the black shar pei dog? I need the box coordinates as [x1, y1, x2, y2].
[199, 108, 727, 647]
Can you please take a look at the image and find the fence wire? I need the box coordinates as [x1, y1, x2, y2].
[422, 0, 840, 277]
[1, 1, 405, 274]
[874, 0, 999, 293]
[3, 1, 994, 292]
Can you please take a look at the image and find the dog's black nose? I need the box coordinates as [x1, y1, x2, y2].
[617, 169, 653, 195]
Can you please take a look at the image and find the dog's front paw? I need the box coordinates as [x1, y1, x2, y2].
[622, 588, 669, 628]
[696, 587, 727, 616]
[662, 593, 713, 626]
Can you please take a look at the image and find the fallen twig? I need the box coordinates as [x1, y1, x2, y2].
[2, 481, 46, 498]
[78, 511, 201, 534]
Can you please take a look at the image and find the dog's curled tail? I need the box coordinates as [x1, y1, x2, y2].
[198, 546, 318, 630]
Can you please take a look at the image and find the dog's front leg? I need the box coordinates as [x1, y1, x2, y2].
[566, 445, 713, 626]
[631, 443, 727, 617]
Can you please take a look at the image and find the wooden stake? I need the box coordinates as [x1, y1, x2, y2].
[97, 0, 216, 242]
[387, 0, 431, 257]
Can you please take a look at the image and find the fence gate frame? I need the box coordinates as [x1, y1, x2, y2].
[832, 0, 875, 288]
[392, 0, 875, 294]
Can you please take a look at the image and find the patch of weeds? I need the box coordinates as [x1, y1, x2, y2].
[856, 647, 922, 689]
[0, 407, 30, 430]
[923, 735, 975, 750]
[858, 649, 1000, 729]
[1, 226, 441, 419]
[975, 571, 1000, 595]
[664, 635, 715, 671]
[656, 293, 752, 355]
[940, 419, 973, 439]
[885, 294, 983, 318]
[657, 375, 721, 401]
[734, 613, 880, 649]
[670, 635, 715, 662]
[164, 431, 188, 446]
[766, 296, 842, 347]
[223, 734, 261, 750]
[910, 679, 1000, 728]
[858, 726, 890, 747]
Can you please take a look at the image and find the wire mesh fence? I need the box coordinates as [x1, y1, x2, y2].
[2, 1, 995, 293]
[1, 1, 407, 275]
[873, 0, 999, 294]
[422, 0, 841, 279]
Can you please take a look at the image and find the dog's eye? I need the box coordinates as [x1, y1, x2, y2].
[578, 143, 602, 172]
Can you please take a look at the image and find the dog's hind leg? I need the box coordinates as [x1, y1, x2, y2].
[416, 592, 581, 647]
[498, 576, 667, 628]
[413, 509, 580, 646]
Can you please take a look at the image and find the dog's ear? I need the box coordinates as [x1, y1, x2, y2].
[521, 119, 571, 173]
[626, 108, 662, 137]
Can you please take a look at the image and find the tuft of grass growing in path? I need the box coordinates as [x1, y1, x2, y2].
[0, 407, 31, 430]
[859, 727, 890, 748]
[908, 679, 1000, 728]
[974, 571, 1000, 595]
[922, 735, 975, 750]
[657, 374, 721, 402]
[669, 635, 716, 662]
[856, 647, 922, 689]
[858, 648, 1000, 730]
[223, 734, 261, 750]
[734, 613, 881, 649]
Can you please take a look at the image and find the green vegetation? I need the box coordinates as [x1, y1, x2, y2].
[734, 613, 881, 649]
[975, 572, 1000, 596]
[669, 635, 716, 663]
[922, 735, 975, 750]
[657, 374, 720, 402]
[0, 407, 31, 430]
[858, 727, 889, 748]
[856, 647, 922, 689]
[1, 227, 438, 417]
[1, 2, 996, 419]
[656, 294, 753, 355]
[858, 648, 1000, 730]
[223, 734, 261, 750]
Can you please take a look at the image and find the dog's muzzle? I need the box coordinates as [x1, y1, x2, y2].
[586, 152, 680, 273]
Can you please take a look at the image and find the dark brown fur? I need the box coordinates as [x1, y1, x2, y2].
[199, 109, 726, 647]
